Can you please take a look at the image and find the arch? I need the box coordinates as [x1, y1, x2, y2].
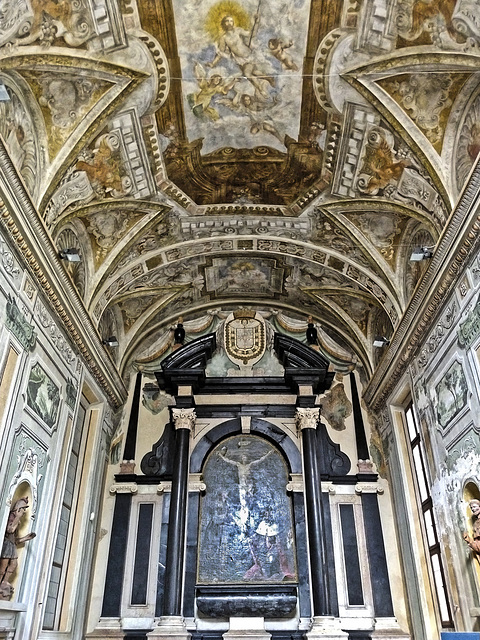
[190, 417, 301, 474]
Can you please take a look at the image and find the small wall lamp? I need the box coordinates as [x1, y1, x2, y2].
[102, 336, 119, 347]
[373, 336, 390, 348]
[59, 248, 81, 262]
[410, 246, 433, 262]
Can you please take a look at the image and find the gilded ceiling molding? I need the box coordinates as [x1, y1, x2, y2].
[313, 29, 344, 113]
[364, 159, 480, 411]
[0, 140, 127, 408]
[138, 34, 170, 110]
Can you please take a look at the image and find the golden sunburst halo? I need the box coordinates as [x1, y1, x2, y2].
[205, 1, 252, 41]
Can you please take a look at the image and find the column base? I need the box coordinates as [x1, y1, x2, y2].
[223, 616, 271, 640]
[86, 617, 123, 639]
[147, 615, 191, 640]
[307, 616, 349, 639]
[371, 617, 411, 640]
[0, 602, 27, 640]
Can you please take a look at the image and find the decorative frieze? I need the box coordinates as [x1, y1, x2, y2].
[417, 302, 457, 368]
[35, 300, 77, 366]
[0, 236, 21, 281]
[7, 430, 48, 516]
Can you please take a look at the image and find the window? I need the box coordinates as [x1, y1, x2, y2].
[405, 402, 453, 627]
[43, 395, 90, 630]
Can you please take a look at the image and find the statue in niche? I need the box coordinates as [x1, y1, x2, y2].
[0, 497, 36, 600]
[463, 499, 480, 562]
[198, 435, 297, 584]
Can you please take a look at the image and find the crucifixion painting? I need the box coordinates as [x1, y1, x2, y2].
[198, 434, 297, 584]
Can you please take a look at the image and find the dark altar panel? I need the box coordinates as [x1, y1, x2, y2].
[198, 435, 297, 585]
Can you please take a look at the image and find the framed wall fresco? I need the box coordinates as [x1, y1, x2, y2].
[435, 360, 468, 430]
[25, 362, 60, 430]
[197, 434, 297, 584]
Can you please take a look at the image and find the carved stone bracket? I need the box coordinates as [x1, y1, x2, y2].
[286, 473, 304, 492]
[109, 483, 138, 495]
[188, 474, 206, 493]
[355, 482, 384, 495]
[321, 482, 336, 495]
[157, 482, 172, 494]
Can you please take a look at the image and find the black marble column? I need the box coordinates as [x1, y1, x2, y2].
[349, 372, 369, 462]
[101, 492, 132, 617]
[123, 371, 142, 461]
[361, 492, 394, 617]
[297, 407, 331, 616]
[162, 407, 195, 617]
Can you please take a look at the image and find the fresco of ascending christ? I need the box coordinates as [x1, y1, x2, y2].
[173, 0, 311, 154]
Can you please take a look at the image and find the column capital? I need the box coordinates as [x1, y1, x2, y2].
[295, 407, 320, 431]
[171, 407, 196, 431]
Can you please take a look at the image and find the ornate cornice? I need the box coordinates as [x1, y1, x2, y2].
[0, 140, 127, 408]
[364, 159, 480, 411]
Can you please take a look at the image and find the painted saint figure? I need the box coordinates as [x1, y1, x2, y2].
[464, 499, 480, 563]
[207, 14, 275, 101]
[187, 62, 237, 122]
[268, 38, 298, 71]
[0, 497, 36, 600]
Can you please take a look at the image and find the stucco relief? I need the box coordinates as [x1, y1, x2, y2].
[118, 296, 157, 329]
[35, 299, 77, 365]
[0, 81, 38, 198]
[391, 74, 452, 144]
[354, 212, 403, 263]
[455, 90, 480, 193]
[395, 0, 460, 49]
[0, 0, 106, 49]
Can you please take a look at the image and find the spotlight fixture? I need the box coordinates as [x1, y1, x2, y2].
[306, 317, 318, 345]
[174, 322, 185, 345]
[102, 336, 119, 347]
[59, 248, 81, 262]
[410, 246, 433, 262]
[373, 336, 390, 348]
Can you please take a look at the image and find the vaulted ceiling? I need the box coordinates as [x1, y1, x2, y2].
[1, 0, 480, 380]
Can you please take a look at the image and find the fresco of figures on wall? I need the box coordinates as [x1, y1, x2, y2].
[198, 435, 297, 583]
[174, 0, 310, 153]
[435, 360, 468, 430]
[26, 363, 60, 429]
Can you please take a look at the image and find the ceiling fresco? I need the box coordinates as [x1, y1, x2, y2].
[1, 0, 480, 379]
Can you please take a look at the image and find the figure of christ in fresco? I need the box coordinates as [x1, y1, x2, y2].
[198, 436, 297, 584]
[188, 62, 238, 122]
[218, 447, 273, 533]
[207, 14, 275, 102]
